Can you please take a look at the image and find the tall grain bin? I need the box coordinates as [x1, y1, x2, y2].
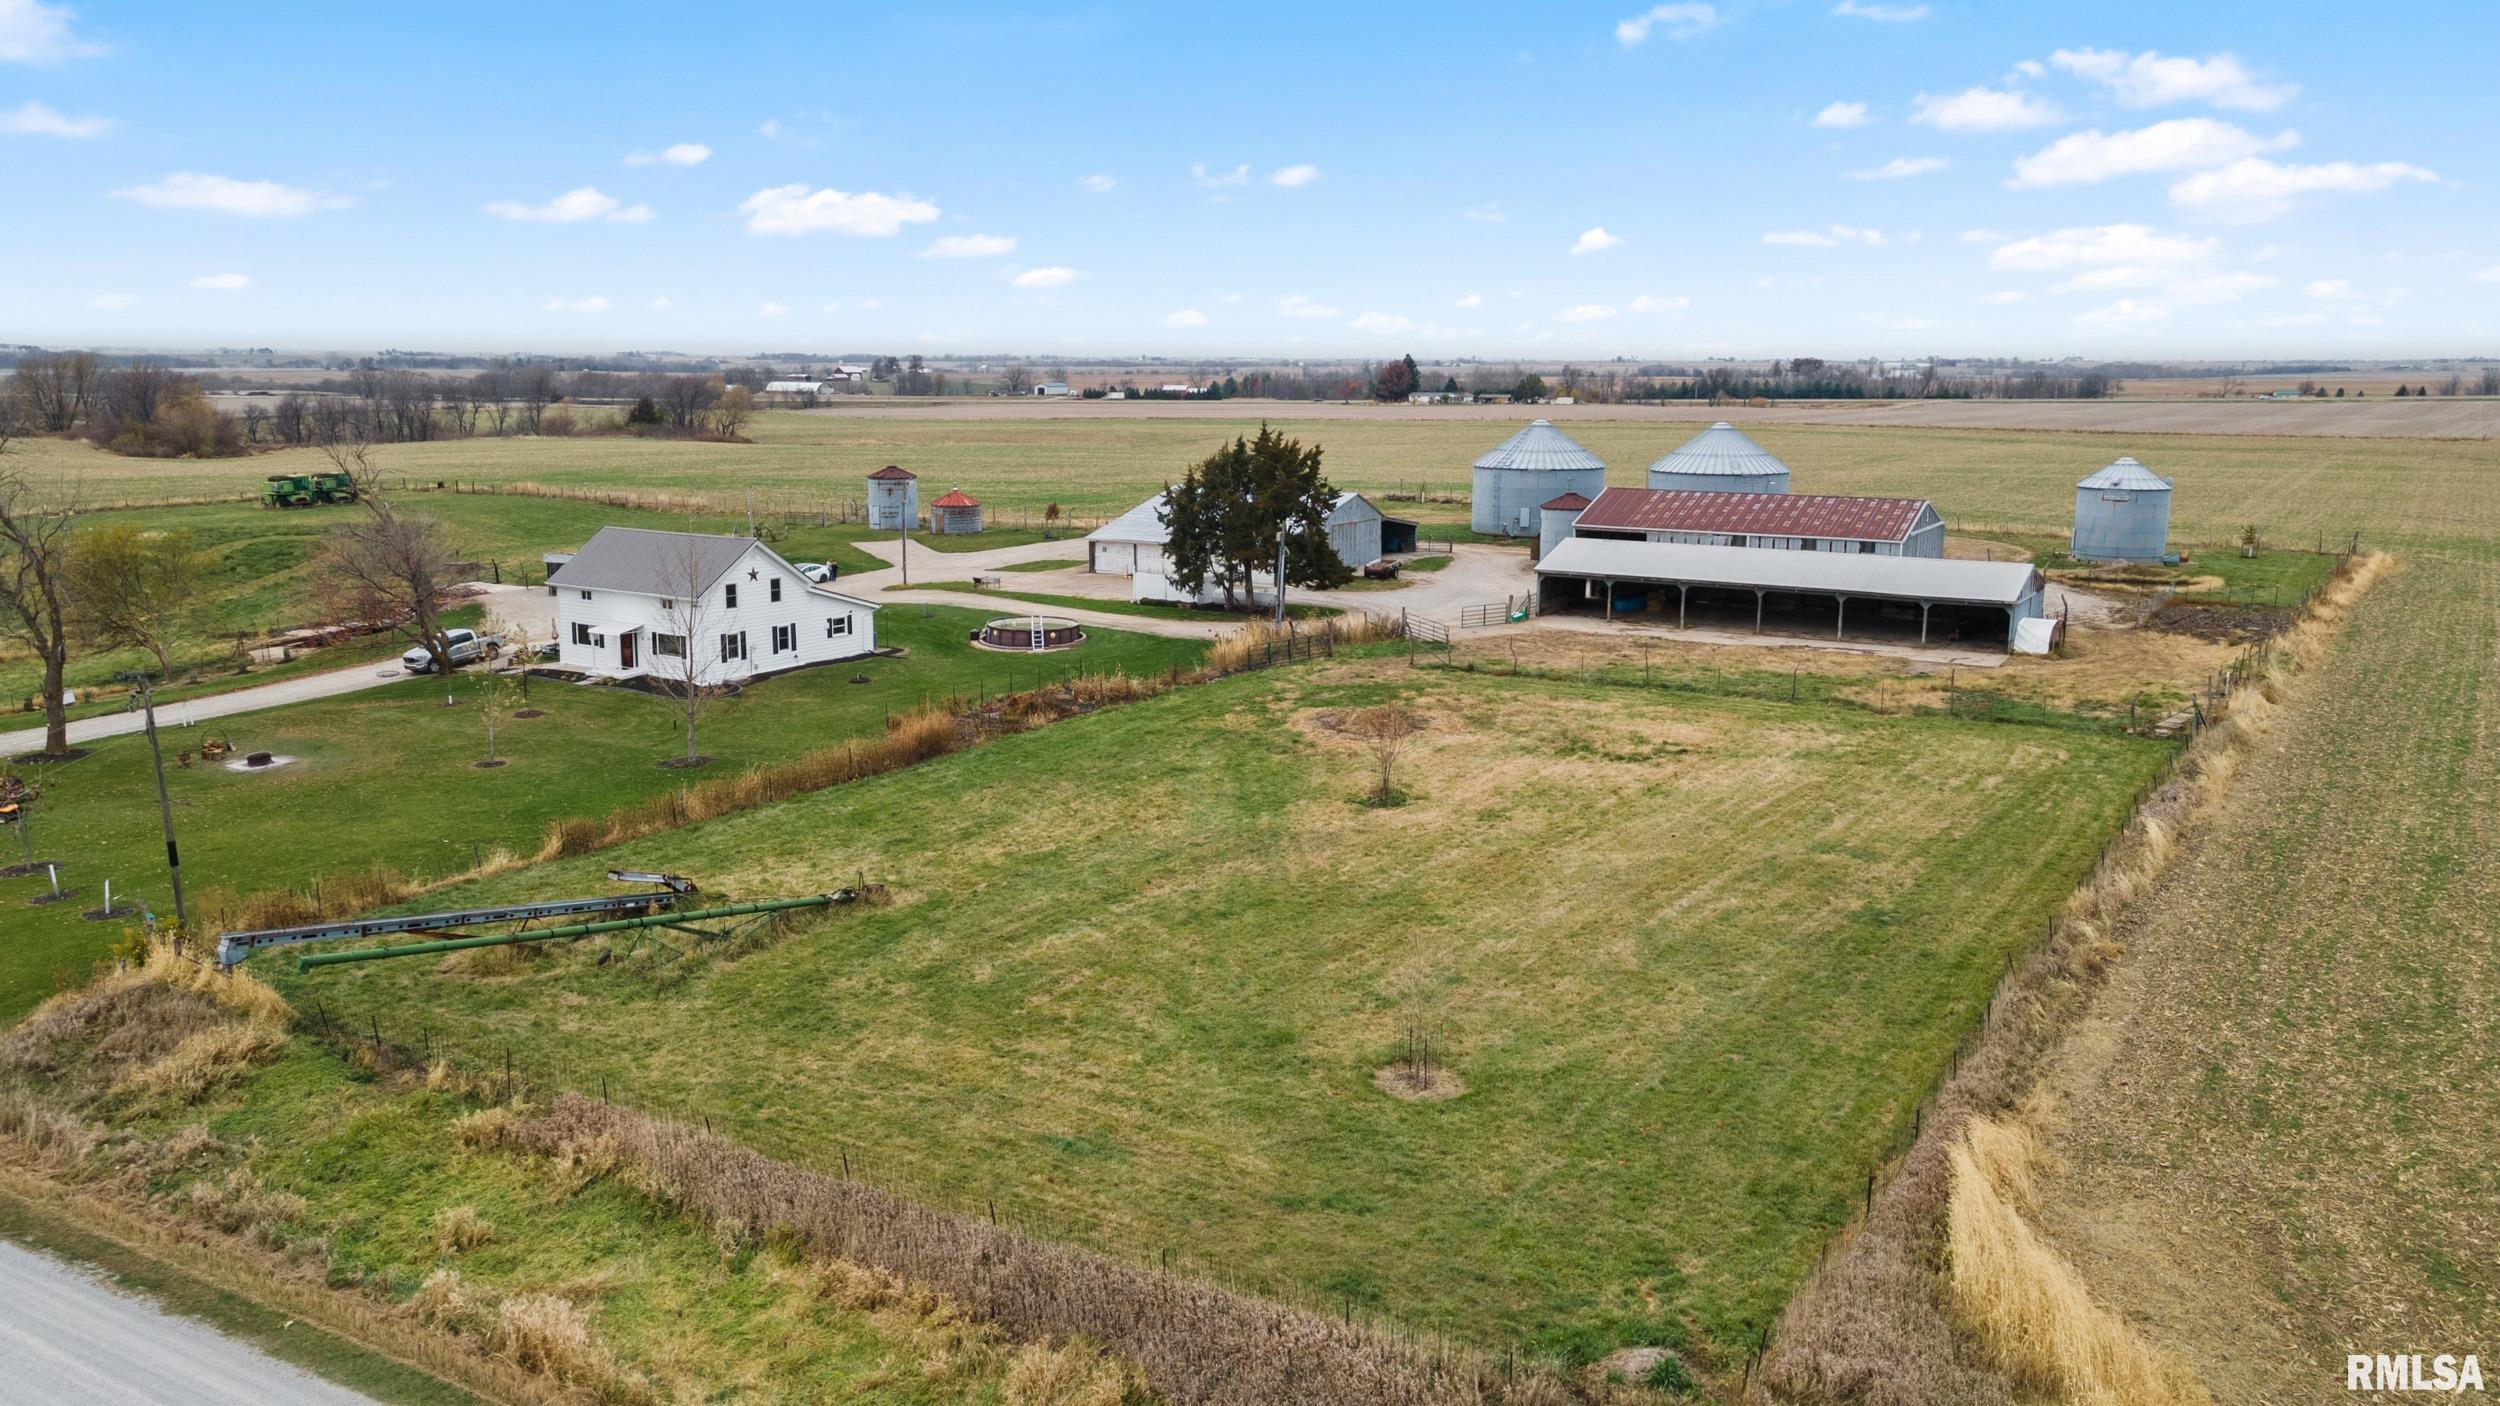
[1470, 419, 1607, 536]
[1537, 492, 1590, 559]
[2070, 457, 2173, 563]
[930, 487, 984, 536]
[867, 465, 919, 530]
[1646, 421, 1791, 495]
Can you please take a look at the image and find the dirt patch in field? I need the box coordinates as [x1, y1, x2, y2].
[2144, 599, 2290, 644]
[1373, 1063, 1465, 1101]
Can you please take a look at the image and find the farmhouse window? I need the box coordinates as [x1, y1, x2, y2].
[579, 590, 592, 600]
[720, 631, 746, 662]
[571, 623, 596, 647]
[771, 623, 795, 653]
[724, 583, 738, 608]
[827, 616, 852, 637]
[652, 632, 686, 658]
[769, 578, 782, 603]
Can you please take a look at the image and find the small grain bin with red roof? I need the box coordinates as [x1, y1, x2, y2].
[930, 486, 984, 536]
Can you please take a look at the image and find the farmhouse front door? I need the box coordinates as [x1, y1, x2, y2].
[619, 632, 637, 670]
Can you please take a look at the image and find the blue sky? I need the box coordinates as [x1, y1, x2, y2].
[4, 0, 2493, 358]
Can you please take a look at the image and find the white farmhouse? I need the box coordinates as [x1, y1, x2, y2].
[548, 527, 878, 684]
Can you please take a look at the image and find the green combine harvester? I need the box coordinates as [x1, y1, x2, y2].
[260, 472, 360, 508]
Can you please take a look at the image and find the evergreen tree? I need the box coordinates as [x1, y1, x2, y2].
[1159, 424, 1348, 610]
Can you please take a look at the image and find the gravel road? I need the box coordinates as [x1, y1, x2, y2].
[0, 1238, 383, 1405]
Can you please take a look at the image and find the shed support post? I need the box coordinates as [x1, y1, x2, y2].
[1753, 589, 1764, 635]
[1836, 596, 1847, 639]
[1678, 584, 1688, 630]
[1920, 601, 1931, 645]
[1605, 581, 1614, 621]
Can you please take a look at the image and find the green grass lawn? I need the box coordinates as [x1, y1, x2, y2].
[265, 658, 2170, 1366]
[1000, 558, 1087, 573]
[896, 580, 1340, 621]
[0, 606, 1204, 1021]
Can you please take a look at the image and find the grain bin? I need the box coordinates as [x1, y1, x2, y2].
[930, 486, 984, 535]
[2070, 457, 2173, 563]
[1537, 491, 1591, 559]
[1646, 421, 1791, 495]
[867, 464, 919, 530]
[1470, 419, 1607, 536]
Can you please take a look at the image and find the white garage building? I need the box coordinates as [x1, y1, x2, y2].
[549, 527, 879, 684]
[1088, 491, 1392, 577]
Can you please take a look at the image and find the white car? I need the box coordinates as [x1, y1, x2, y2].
[402, 628, 503, 673]
[796, 561, 837, 584]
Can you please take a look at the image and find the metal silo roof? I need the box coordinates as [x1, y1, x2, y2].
[1646, 421, 1791, 482]
[2077, 457, 2172, 491]
[1472, 418, 1607, 473]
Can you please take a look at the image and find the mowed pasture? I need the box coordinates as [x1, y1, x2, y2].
[10, 407, 2492, 545]
[269, 658, 2170, 1365]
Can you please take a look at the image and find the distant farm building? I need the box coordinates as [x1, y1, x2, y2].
[1087, 490, 1411, 600]
[2070, 457, 2175, 563]
[929, 487, 985, 536]
[1535, 537, 2049, 651]
[866, 465, 918, 531]
[1471, 419, 1608, 536]
[548, 527, 878, 682]
[1561, 487, 1945, 558]
[1647, 421, 1793, 495]
[763, 379, 826, 401]
[1033, 380, 1073, 397]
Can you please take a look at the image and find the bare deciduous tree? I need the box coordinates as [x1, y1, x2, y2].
[0, 458, 82, 757]
[1349, 704, 1421, 804]
[651, 532, 728, 766]
[710, 385, 754, 439]
[316, 430, 466, 701]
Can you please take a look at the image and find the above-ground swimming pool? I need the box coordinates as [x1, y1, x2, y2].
[972, 615, 1087, 651]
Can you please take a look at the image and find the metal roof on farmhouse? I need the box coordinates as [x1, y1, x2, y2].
[1575, 486, 1932, 542]
[1472, 418, 1606, 473]
[930, 487, 980, 508]
[1647, 421, 1791, 481]
[867, 464, 917, 480]
[547, 527, 760, 596]
[2077, 456, 2172, 492]
[1537, 537, 2041, 608]
[1540, 491, 1593, 511]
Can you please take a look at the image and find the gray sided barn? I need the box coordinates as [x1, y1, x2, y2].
[1471, 419, 1608, 536]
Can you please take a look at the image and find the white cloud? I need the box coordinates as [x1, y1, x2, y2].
[2166, 271, 2275, 304]
[1910, 86, 2062, 133]
[651, 296, 670, 309]
[2169, 158, 2436, 224]
[2305, 278, 2353, 300]
[759, 302, 789, 317]
[1849, 156, 1948, 180]
[1012, 265, 1078, 288]
[1462, 201, 1507, 222]
[1833, 0, 1927, 19]
[1080, 173, 1115, 193]
[1614, 3, 1718, 45]
[543, 296, 611, 313]
[738, 184, 938, 237]
[1630, 293, 1691, 312]
[2011, 119, 2297, 188]
[87, 292, 137, 309]
[1350, 310, 1415, 333]
[1765, 224, 1888, 248]
[484, 186, 653, 223]
[0, 98, 107, 136]
[1812, 101, 1869, 129]
[2049, 48, 2296, 112]
[1277, 294, 1338, 319]
[1190, 162, 1249, 187]
[1570, 226, 1621, 255]
[2074, 298, 2172, 329]
[757, 118, 781, 139]
[190, 272, 250, 290]
[1269, 163, 1319, 188]
[1164, 308, 1208, 327]
[1873, 314, 1938, 330]
[921, 233, 1016, 258]
[1988, 223, 2218, 274]
[0, 0, 101, 62]
[1982, 290, 2028, 304]
[1455, 293, 1484, 308]
[2472, 266, 2500, 284]
[625, 142, 711, 166]
[114, 172, 354, 217]
[1554, 304, 1620, 322]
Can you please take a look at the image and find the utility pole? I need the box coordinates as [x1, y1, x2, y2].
[898, 511, 910, 586]
[118, 674, 188, 929]
[1272, 536, 1287, 624]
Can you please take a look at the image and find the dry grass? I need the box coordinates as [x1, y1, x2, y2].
[1003, 1339, 1145, 1406]
[433, 1203, 496, 1256]
[493, 1292, 652, 1403]
[120, 1021, 287, 1102]
[1760, 552, 2386, 1406]
[1944, 1118, 2209, 1406]
[1205, 613, 1400, 674]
